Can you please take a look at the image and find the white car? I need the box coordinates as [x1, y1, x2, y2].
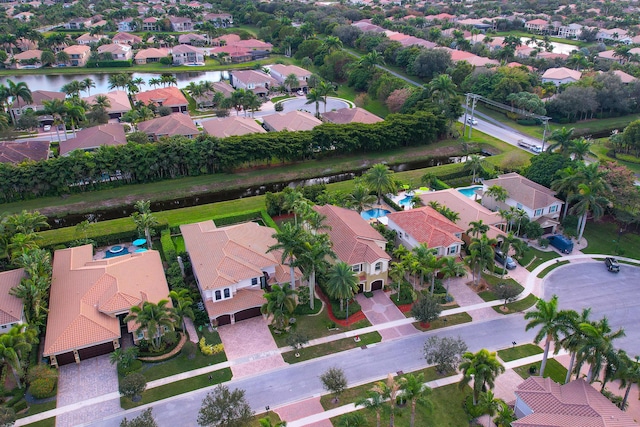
[466, 117, 478, 125]
[43, 125, 51, 132]
[296, 90, 304, 96]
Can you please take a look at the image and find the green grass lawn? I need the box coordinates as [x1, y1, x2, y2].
[582, 221, 640, 260]
[249, 412, 284, 426]
[493, 294, 539, 314]
[412, 312, 473, 331]
[536, 260, 571, 278]
[497, 344, 543, 362]
[514, 358, 568, 384]
[525, 248, 561, 272]
[478, 277, 524, 302]
[282, 331, 381, 363]
[21, 419, 55, 427]
[591, 139, 640, 174]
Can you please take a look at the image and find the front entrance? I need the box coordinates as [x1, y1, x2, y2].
[371, 280, 384, 291]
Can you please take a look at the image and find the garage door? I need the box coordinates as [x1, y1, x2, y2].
[371, 280, 384, 291]
[78, 342, 114, 361]
[55, 352, 76, 366]
[216, 314, 231, 326]
[234, 306, 262, 322]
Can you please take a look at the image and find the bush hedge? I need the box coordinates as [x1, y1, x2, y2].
[86, 59, 133, 68]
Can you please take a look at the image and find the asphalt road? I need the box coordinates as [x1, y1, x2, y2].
[460, 110, 545, 153]
[88, 315, 536, 426]
[543, 261, 640, 355]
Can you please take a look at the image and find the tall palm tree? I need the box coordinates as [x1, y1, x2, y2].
[0, 324, 36, 388]
[148, 78, 162, 89]
[65, 102, 85, 137]
[466, 220, 489, 238]
[82, 78, 95, 96]
[316, 80, 334, 113]
[284, 73, 299, 93]
[168, 289, 194, 331]
[43, 98, 68, 142]
[459, 349, 505, 406]
[467, 235, 497, 287]
[569, 137, 595, 161]
[131, 200, 159, 248]
[485, 185, 508, 204]
[6, 79, 32, 124]
[326, 261, 359, 312]
[296, 233, 335, 310]
[524, 295, 572, 377]
[358, 50, 385, 71]
[373, 374, 401, 427]
[124, 299, 176, 352]
[400, 373, 432, 427]
[60, 80, 84, 98]
[261, 283, 297, 330]
[348, 183, 376, 213]
[577, 316, 625, 383]
[546, 127, 575, 155]
[268, 222, 303, 288]
[364, 163, 396, 204]
[440, 256, 466, 300]
[569, 183, 609, 242]
[497, 232, 517, 278]
[464, 154, 490, 183]
[305, 89, 324, 118]
[558, 308, 591, 383]
[355, 389, 384, 427]
[428, 74, 457, 105]
[617, 353, 640, 411]
[551, 166, 581, 220]
[322, 36, 343, 53]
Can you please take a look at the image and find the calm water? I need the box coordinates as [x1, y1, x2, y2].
[361, 208, 391, 220]
[520, 37, 578, 55]
[457, 185, 483, 198]
[0, 70, 230, 93]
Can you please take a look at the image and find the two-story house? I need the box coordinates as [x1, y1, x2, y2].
[171, 44, 205, 65]
[229, 70, 277, 96]
[180, 220, 302, 326]
[204, 12, 232, 27]
[62, 45, 91, 67]
[117, 18, 135, 32]
[268, 64, 311, 93]
[112, 32, 143, 45]
[142, 17, 159, 32]
[524, 19, 549, 34]
[169, 16, 193, 32]
[76, 33, 107, 45]
[314, 205, 391, 293]
[97, 43, 132, 61]
[482, 172, 564, 234]
[557, 23, 583, 39]
[65, 17, 92, 30]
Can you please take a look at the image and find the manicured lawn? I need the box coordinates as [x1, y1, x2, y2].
[249, 412, 284, 426]
[525, 248, 561, 272]
[514, 358, 568, 384]
[497, 344, 543, 362]
[536, 260, 570, 278]
[492, 294, 539, 314]
[591, 139, 640, 174]
[582, 221, 640, 260]
[412, 312, 473, 331]
[282, 331, 381, 363]
[22, 419, 55, 427]
[121, 368, 232, 409]
[478, 277, 524, 302]
[18, 400, 56, 418]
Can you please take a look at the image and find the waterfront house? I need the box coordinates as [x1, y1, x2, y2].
[97, 43, 132, 61]
[169, 16, 193, 32]
[134, 47, 170, 64]
[0, 141, 50, 164]
[322, 107, 383, 124]
[82, 90, 132, 119]
[229, 70, 277, 96]
[112, 32, 142, 45]
[172, 44, 205, 65]
[62, 45, 91, 67]
[202, 116, 266, 138]
[269, 64, 311, 92]
[137, 113, 199, 141]
[134, 87, 188, 113]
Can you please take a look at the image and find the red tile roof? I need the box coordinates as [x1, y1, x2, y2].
[59, 123, 127, 156]
[0, 140, 50, 164]
[0, 269, 25, 325]
[134, 86, 188, 108]
[322, 107, 383, 124]
[483, 172, 563, 210]
[137, 113, 199, 139]
[386, 206, 463, 248]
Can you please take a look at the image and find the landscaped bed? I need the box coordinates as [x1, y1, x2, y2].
[412, 312, 472, 331]
[536, 260, 571, 278]
[497, 344, 543, 362]
[492, 294, 538, 314]
[281, 331, 382, 364]
[513, 358, 567, 384]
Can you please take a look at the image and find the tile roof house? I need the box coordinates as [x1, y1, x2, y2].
[10, 90, 66, 124]
[134, 47, 170, 64]
[97, 43, 132, 60]
[0, 269, 26, 333]
[269, 64, 312, 91]
[230, 70, 278, 96]
[418, 189, 505, 241]
[82, 90, 132, 119]
[44, 245, 171, 366]
[322, 107, 383, 124]
[134, 87, 188, 113]
[0, 140, 50, 164]
[513, 377, 638, 426]
[169, 16, 193, 32]
[204, 12, 232, 27]
[65, 17, 92, 29]
[10, 49, 43, 69]
[76, 33, 107, 45]
[112, 32, 142, 45]
[314, 205, 391, 293]
[202, 116, 267, 138]
[386, 206, 464, 255]
[482, 172, 564, 234]
[524, 18, 549, 33]
[62, 45, 91, 67]
[59, 123, 127, 156]
[262, 111, 322, 132]
[142, 17, 159, 32]
[180, 220, 302, 326]
[172, 44, 205, 65]
[541, 67, 582, 86]
[137, 113, 199, 141]
[178, 33, 208, 46]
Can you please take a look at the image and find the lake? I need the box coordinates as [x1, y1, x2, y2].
[0, 70, 230, 93]
[520, 37, 579, 55]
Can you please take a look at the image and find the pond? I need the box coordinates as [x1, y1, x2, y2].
[519, 37, 579, 55]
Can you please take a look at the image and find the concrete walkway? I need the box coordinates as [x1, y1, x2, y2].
[355, 290, 418, 341]
[183, 317, 199, 343]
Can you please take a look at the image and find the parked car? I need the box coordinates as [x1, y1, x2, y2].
[547, 234, 573, 254]
[296, 90, 304, 96]
[43, 125, 51, 132]
[495, 249, 517, 270]
[605, 257, 620, 273]
[466, 117, 478, 125]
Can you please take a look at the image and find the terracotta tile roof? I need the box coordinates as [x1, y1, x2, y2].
[513, 377, 638, 427]
[137, 113, 199, 138]
[204, 288, 265, 319]
[314, 205, 390, 265]
[0, 269, 25, 325]
[44, 245, 170, 356]
[483, 172, 563, 211]
[178, 33, 207, 44]
[97, 43, 130, 55]
[0, 140, 50, 164]
[322, 107, 383, 124]
[542, 67, 582, 81]
[82, 90, 131, 115]
[270, 64, 311, 78]
[212, 81, 234, 97]
[180, 221, 301, 291]
[202, 116, 266, 138]
[13, 49, 42, 60]
[212, 34, 241, 45]
[112, 32, 142, 44]
[134, 47, 170, 60]
[63, 45, 90, 55]
[262, 111, 322, 132]
[418, 189, 504, 239]
[231, 70, 278, 86]
[59, 123, 127, 156]
[134, 86, 188, 108]
[386, 206, 463, 249]
[12, 90, 65, 108]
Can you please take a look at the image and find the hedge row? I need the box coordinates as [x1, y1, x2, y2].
[86, 59, 133, 68]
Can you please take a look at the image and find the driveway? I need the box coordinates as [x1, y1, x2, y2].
[355, 291, 418, 340]
[56, 355, 120, 427]
[543, 261, 640, 355]
[279, 96, 351, 114]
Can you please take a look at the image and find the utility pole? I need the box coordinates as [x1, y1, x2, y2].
[541, 118, 549, 152]
[468, 95, 477, 139]
[463, 93, 470, 137]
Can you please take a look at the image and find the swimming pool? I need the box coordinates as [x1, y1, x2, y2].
[457, 185, 483, 198]
[398, 195, 414, 208]
[361, 208, 391, 220]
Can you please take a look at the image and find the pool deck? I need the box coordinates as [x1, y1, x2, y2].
[388, 188, 430, 210]
[93, 242, 143, 260]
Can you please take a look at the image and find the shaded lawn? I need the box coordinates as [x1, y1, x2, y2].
[21, 419, 55, 427]
[492, 294, 538, 314]
[478, 277, 524, 302]
[582, 221, 640, 260]
[592, 139, 640, 175]
[249, 411, 284, 426]
[514, 358, 568, 384]
[412, 312, 473, 331]
[498, 344, 543, 362]
[536, 260, 571, 278]
[525, 249, 561, 272]
[282, 332, 381, 364]
[18, 400, 56, 418]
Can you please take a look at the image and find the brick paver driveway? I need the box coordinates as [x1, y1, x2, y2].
[356, 290, 418, 340]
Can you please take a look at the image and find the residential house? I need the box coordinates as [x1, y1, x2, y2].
[211, 34, 240, 46]
[425, 13, 456, 23]
[172, 44, 205, 65]
[142, 17, 159, 32]
[541, 67, 581, 86]
[269, 64, 311, 92]
[13, 11, 33, 21]
[513, 377, 638, 426]
[597, 49, 622, 63]
[137, 113, 199, 141]
[10, 90, 65, 124]
[178, 33, 208, 46]
[524, 19, 549, 33]
[229, 70, 277, 97]
[0, 140, 50, 164]
[597, 28, 631, 44]
[202, 116, 266, 138]
[112, 32, 142, 45]
[607, 69, 637, 84]
[43, 245, 171, 366]
[322, 107, 383, 124]
[210, 46, 253, 63]
[385, 207, 464, 256]
[134, 47, 170, 64]
[262, 111, 322, 132]
[0, 269, 26, 333]
[211, 81, 234, 98]
[63, 45, 91, 67]
[65, 17, 92, 29]
[180, 220, 302, 326]
[210, 36, 273, 63]
[76, 33, 106, 45]
[482, 172, 564, 234]
[169, 16, 193, 32]
[82, 90, 132, 119]
[418, 189, 505, 241]
[557, 23, 583, 39]
[314, 205, 390, 293]
[134, 87, 188, 113]
[59, 123, 127, 156]
[10, 49, 42, 69]
[117, 17, 135, 32]
[204, 12, 232, 27]
[445, 48, 500, 67]
[97, 43, 132, 61]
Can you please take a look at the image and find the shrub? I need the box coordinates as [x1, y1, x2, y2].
[12, 399, 27, 413]
[163, 331, 178, 346]
[524, 221, 543, 240]
[529, 365, 537, 374]
[28, 378, 56, 399]
[119, 373, 146, 401]
[393, 284, 416, 304]
[330, 299, 361, 320]
[538, 237, 549, 248]
[182, 341, 196, 359]
[118, 359, 142, 376]
[199, 337, 224, 356]
[275, 102, 284, 112]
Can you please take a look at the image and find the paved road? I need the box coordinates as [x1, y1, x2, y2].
[543, 262, 640, 354]
[461, 111, 544, 153]
[87, 315, 536, 426]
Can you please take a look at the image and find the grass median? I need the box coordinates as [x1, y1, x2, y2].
[497, 344, 543, 362]
[492, 294, 538, 314]
[513, 358, 567, 384]
[282, 332, 382, 364]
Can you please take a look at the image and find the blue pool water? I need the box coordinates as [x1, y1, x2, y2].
[398, 195, 413, 207]
[361, 208, 391, 220]
[457, 185, 483, 198]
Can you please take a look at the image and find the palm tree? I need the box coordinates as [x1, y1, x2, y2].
[305, 89, 324, 118]
[82, 78, 95, 96]
[400, 373, 432, 427]
[6, 79, 32, 124]
[355, 389, 384, 427]
[316, 80, 334, 113]
[466, 220, 489, 238]
[576, 316, 625, 383]
[43, 98, 68, 142]
[464, 154, 490, 183]
[467, 235, 497, 287]
[296, 233, 335, 310]
[569, 182, 609, 242]
[493, 400, 516, 427]
[124, 299, 176, 352]
[148, 78, 162, 89]
[485, 185, 508, 204]
[60, 80, 83, 98]
[284, 73, 299, 94]
[6, 210, 49, 235]
[168, 289, 194, 331]
[0, 324, 36, 388]
[65, 102, 85, 137]
[524, 295, 572, 377]
[546, 127, 575, 155]
[364, 163, 396, 204]
[569, 137, 595, 161]
[428, 74, 457, 105]
[261, 283, 297, 330]
[551, 166, 581, 220]
[268, 222, 303, 289]
[559, 308, 591, 383]
[459, 349, 505, 406]
[40, 50, 55, 67]
[326, 262, 359, 312]
[322, 36, 343, 53]
[373, 374, 401, 427]
[617, 353, 640, 411]
[348, 183, 376, 213]
[478, 391, 502, 425]
[358, 50, 385, 71]
[497, 232, 517, 278]
[131, 200, 159, 248]
[440, 256, 466, 300]
[258, 417, 287, 427]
